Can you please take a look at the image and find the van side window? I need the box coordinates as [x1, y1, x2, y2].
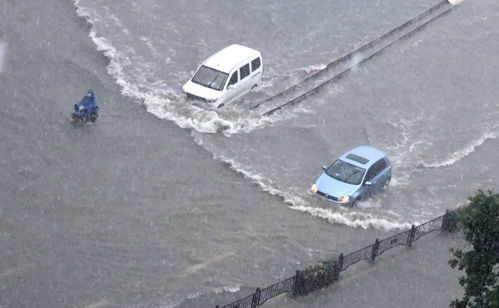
[251, 57, 261, 72]
[240, 63, 250, 80]
[228, 71, 238, 86]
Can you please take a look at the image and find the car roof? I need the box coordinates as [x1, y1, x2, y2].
[339, 145, 387, 168]
[203, 44, 261, 74]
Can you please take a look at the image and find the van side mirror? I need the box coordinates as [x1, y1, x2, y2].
[322, 165, 327, 171]
[228, 84, 235, 89]
[365, 181, 372, 186]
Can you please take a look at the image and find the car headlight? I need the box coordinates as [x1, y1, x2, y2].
[339, 195, 350, 203]
[310, 183, 318, 193]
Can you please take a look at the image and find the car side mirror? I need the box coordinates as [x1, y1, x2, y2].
[228, 84, 235, 89]
[365, 181, 372, 186]
[322, 165, 327, 171]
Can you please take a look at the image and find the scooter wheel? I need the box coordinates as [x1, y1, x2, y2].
[88, 113, 97, 123]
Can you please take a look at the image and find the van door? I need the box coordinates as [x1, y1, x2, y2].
[221, 70, 240, 104]
[236, 62, 252, 97]
[222, 63, 252, 104]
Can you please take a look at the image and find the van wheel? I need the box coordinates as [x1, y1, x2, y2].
[217, 103, 225, 109]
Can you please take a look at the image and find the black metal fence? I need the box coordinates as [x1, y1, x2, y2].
[216, 210, 457, 308]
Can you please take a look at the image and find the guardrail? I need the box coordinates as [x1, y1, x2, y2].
[216, 210, 457, 307]
[254, 0, 454, 116]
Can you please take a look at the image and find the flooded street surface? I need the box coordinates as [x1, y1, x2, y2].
[0, 0, 497, 306]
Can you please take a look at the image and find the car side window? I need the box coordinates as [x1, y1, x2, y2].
[369, 159, 387, 181]
[251, 57, 261, 72]
[365, 160, 384, 182]
[228, 71, 238, 87]
[240, 63, 250, 80]
[365, 166, 377, 182]
[378, 159, 387, 173]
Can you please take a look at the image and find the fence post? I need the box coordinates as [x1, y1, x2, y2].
[291, 271, 300, 297]
[251, 288, 261, 308]
[332, 260, 340, 282]
[442, 210, 449, 231]
[408, 225, 416, 247]
[371, 238, 380, 261]
[337, 253, 344, 273]
[441, 210, 457, 232]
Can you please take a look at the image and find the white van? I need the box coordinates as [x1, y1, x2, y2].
[182, 44, 263, 108]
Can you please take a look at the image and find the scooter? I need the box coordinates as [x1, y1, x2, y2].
[71, 90, 99, 123]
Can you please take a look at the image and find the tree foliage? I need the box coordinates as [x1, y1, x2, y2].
[449, 190, 499, 308]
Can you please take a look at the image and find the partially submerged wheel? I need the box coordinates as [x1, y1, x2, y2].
[382, 176, 391, 190]
[89, 113, 98, 123]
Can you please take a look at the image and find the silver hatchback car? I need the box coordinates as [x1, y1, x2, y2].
[310, 146, 392, 207]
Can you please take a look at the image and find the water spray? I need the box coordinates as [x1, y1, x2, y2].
[0, 40, 7, 74]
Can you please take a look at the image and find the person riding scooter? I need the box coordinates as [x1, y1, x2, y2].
[71, 90, 99, 123]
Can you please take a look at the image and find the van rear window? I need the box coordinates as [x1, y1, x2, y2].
[251, 57, 261, 71]
[240, 64, 250, 80]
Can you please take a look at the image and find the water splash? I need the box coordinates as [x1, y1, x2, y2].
[0, 40, 7, 74]
[421, 129, 499, 168]
[73, 0, 284, 136]
[448, 0, 464, 5]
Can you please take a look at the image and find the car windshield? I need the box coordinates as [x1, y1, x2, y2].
[325, 159, 366, 185]
[191, 66, 228, 91]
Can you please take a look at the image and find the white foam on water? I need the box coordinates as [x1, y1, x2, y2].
[73, 0, 441, 231]
[385, 116, 426, 187]
[193, 134, 414, 231]
[302, 63, 327, 77]
[73, 0, 288, 136]
[348, 52, 363, 71]
[421, 129, 499, 168]
[0, 40, 7, 74]
[213, 284, 241, 294]
[290, 205, 413, 230]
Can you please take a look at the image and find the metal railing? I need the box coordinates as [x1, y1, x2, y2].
[216, 210, 457, 308]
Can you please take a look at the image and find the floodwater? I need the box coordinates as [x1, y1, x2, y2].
[1, 0, 497, 307]
[75, 0, 498, 229]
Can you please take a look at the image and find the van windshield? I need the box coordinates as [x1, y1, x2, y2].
[191, 66, 228, 91]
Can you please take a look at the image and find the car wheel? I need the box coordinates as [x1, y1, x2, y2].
[382, 177, 391, 190]
[349, 198, 358, 207]
[251, 84, 258, 90]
